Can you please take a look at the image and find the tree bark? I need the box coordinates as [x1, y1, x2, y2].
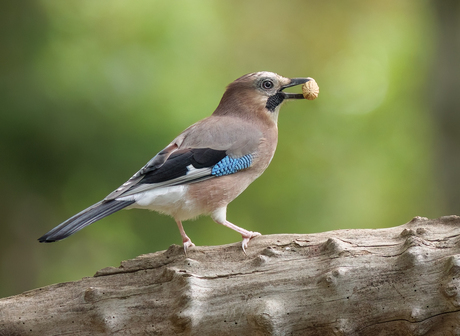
[2, 216, 460, 335]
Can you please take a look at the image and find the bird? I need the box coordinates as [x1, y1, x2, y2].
[38, 71, 311, 253]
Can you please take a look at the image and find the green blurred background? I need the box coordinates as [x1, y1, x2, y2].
[1, 0, 459, 298]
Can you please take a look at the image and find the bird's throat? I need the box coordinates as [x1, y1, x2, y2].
[265, 92, 285, 112]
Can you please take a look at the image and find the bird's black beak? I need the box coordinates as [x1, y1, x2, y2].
[280, 77, 311, 99]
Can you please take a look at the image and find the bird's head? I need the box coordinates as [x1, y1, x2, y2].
[214, 71, 311, 124]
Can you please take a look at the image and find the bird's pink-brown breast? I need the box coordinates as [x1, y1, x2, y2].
[185, 117, 278, 216]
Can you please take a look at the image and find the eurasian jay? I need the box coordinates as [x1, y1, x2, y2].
[38, 71, 312, 253]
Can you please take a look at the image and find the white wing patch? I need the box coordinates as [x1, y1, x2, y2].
[114, 166, 213, 198]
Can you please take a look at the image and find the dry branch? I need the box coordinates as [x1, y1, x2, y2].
[2, 216, 460, 335]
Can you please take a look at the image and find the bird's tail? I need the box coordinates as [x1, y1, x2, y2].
[38, 199, 135, 243]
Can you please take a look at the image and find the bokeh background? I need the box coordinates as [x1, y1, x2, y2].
[1, 0, 459, 298]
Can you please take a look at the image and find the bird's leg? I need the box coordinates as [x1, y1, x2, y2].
[212, 208, 261, 253]
[220, 220, 261, 254]
[175, 219, 195, 254]
[212, 218, 261, 254]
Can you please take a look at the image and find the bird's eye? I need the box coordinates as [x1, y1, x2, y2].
[261, 79, 274, 90]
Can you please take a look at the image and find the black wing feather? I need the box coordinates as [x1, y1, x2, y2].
[138, 148, 227, 184]
[38, 148, 227, 243]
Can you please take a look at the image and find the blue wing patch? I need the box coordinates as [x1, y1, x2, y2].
[211, 154, 253, 177]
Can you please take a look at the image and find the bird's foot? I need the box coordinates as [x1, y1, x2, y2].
[183, 238, 195, 255]
[175, 219, 195, 255]
[241, 231, 261, 255]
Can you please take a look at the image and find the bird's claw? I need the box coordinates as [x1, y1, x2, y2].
[183, 239, 195, 255]
[241, 231, 261, 255]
